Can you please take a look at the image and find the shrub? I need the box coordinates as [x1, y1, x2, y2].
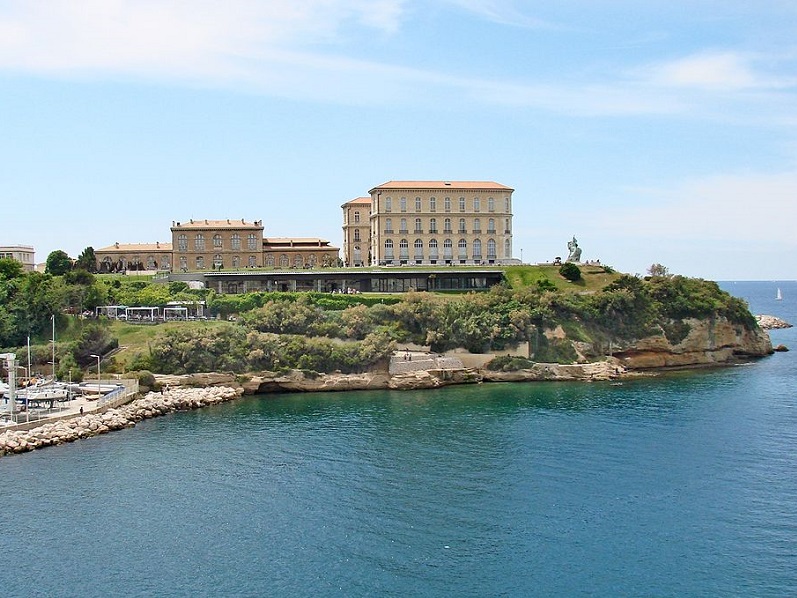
[559, 262, 582, 281]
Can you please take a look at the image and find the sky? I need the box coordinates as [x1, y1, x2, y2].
[1, 0, 796, 281]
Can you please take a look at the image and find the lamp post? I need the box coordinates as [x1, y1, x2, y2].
[90, 354, 101, 400]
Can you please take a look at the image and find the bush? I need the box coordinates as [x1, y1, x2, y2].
[559, 262, 581, 281]
[485, 355, 535, 371]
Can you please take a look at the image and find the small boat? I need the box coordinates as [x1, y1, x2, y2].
[776, 288, 783, 301]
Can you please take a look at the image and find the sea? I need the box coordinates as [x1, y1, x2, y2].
[1, 281, 795, 597]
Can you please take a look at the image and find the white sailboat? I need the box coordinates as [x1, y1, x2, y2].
[776, 288, 783, 301]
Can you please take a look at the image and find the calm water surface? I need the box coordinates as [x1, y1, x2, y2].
[1, 281, 796, 597]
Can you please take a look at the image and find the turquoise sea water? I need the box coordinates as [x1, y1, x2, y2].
[1, 281, 796, 597]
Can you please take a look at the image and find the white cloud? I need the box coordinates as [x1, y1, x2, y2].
[440, 0, 554, 29]
[590, 171, 797, 244]
[643, 51, 797, 92]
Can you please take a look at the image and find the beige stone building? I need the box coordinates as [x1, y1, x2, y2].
[0, 245, 35, 272]
[96, 219, 339, 273]
[341, 197, 372, 267]
[360, 181, 514, 266]
[171, 219, 265, 271]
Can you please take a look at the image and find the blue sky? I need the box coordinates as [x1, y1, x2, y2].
[1, 0, 795, 280]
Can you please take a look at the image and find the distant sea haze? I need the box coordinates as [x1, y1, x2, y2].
[1, 281, 795, 596]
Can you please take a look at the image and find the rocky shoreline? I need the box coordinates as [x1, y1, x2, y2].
[756, 314, 793, 330]
[0, 386, 243, 457]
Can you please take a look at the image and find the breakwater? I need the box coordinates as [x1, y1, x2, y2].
[0, 386, 243, 457]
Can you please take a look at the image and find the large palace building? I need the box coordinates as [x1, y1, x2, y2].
[342, 181, 514, 267]
[95, 219, 339, 273]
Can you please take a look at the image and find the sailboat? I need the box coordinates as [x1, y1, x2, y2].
[776, 288, 783, 301]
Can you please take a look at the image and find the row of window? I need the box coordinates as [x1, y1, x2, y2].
[175, 254, 332, 270]
[381, 238, 510, 259]
[377, 196, 510, 214]
[375, 217, 510, 236]
[176, 233, 260, 252]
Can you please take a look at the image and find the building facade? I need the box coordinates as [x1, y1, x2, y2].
[0, 245, 35, 272]
[95, 219, 339, 273]
[364, 181, 514, 266]
[96, 242, 173, 273]
[341, 197, 371, 267]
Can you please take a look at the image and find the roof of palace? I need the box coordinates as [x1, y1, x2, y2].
[96, 242, 172, 253]
[369, 181, 513, 193]
[170, 219, 264, 230]
[341, 196, 372, 207]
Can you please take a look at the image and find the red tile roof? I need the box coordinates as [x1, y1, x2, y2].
[369, 181, 513, 193]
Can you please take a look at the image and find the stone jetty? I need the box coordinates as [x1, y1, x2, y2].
[0, 386, 243, 457]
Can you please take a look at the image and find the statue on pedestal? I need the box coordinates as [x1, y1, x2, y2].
[566, 236, 582, 263]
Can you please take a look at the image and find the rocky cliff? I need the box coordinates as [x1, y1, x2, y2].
[608, 316, 772, 369]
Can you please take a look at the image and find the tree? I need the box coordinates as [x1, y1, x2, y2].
[0, 257, 24, 280]
[647, 263, 670, 277]
[559, 262, 581, 281]
[45, 250, 72, 276]
[75, 247, 97, 273]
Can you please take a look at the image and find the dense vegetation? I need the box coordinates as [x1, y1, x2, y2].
[0, 256, 758, 378]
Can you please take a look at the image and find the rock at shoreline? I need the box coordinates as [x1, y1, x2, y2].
[756, 315, 793, 330]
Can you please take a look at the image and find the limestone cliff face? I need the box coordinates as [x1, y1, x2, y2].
[609, 317, 772, 369]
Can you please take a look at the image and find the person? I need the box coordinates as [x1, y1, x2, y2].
[79, 406, 83, 415]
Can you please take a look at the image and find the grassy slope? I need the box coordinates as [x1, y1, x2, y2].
[504, 264, 620, 292]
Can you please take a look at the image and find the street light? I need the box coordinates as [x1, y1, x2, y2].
[90, 354, 101, 400]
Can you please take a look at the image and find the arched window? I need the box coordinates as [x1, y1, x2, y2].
[179, 256, 187, 270]
[384, 239, 394, 258]
[458, 239, 467, 258]
[458, 218, 466, 233]
[399, 239, 409, 259]
[473, 218, 481, 233]
[279, 254, 289, 267]
[232, 255, 241, 268]
[400, 197, 407, 212]
[177, 234, 187, 252]
[474, 198, 481, 212]
[385, 197, 392, 212]
[308, 254, 317, 266]
[414, 218, 422, 233]
[505, 197, 511, 213]
[194, 234, 205, 251]
[213, 254, 222, 269]
[429, 239, 439, 258]
[444, 218, 452, 233]
[443, 239, 453, 259]
[248, 233, 258, 250]
[213, 234, 223, 248]
[429, 218, 437, 233]
[488, 218, 496, 233]
[196, 256, 205, 269]
[248, 255, 257, 267]
[385, 218, 393, 233]
[353, 246, 362, 264]
[444, 197, 451, 212]
[430, 197, 437, 212]
[487, 239, 497, 259]
[473, 239, 482, 259]
[504, 239, 512, 259]
[488, 197, 495, 212]
[415, 197, 421, 212]
[147, 256, 157, 270]
[414, 239, 423, 259]
[265, 255, 275, 267]
[231, 234, 241, 250]
[294, 255, 303, 267]
[459, 197, 466, 212]
[400, 218, 408, 233]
